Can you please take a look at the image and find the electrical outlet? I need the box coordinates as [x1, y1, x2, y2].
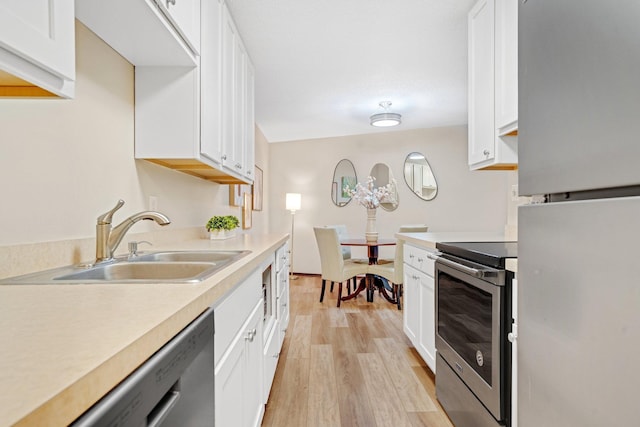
[149, 196, 158, 211]
[510, 184, 519, 201]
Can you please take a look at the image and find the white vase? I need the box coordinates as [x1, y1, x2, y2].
[208, 229, 237, 240]
[365, 208, 378, 242]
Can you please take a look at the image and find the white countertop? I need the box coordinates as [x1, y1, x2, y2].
[395, 231, 508, 250]
[0, 233, 288, 427]
[395, 231, 519, 273]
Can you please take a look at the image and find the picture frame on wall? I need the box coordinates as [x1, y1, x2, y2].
[242, 192, 252, 229]
[229, 184, 251, 207]
[252, 166, 263, 211]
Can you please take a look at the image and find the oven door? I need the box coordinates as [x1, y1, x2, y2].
[435, 255, 505, 421]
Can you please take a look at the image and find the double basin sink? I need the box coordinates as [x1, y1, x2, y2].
[0, 250, 251, 284]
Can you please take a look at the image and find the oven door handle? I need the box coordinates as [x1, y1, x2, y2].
[436, 256, 488, 278]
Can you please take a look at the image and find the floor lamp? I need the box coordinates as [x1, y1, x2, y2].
[286, 193, 301, 280]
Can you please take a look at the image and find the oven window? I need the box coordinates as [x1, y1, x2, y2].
[438, 271, 493, 385]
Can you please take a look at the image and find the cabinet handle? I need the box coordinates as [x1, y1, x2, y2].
[417, 258, 424, 262]
[235, 163, 242, 169]
[273, 352, 280, 359]
[409, 254, 414, 259]
[222, 154, 227, 161]
[245, 328, 257, 342]
[166, 0, 176, 7]
[483, 149, 490, 156]
[247, 171, 252, 175]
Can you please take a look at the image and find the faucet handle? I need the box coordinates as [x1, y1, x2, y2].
[97, 199, 125, 225]
[128, 240, 152, 257]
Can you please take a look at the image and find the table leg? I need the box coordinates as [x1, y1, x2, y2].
[340, 276, 367, 302]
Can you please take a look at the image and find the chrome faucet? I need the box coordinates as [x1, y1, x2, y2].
[95, 200, 171, 263]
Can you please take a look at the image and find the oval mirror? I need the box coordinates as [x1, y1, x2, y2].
[369, 162, 399, 211]
[331, 159, 357, 207]
[403, 152, 438, 201]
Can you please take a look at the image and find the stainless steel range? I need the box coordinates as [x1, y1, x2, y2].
[434, 241, 517, 427]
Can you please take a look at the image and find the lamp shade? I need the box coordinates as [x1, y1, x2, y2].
[286, 193, 302, 212]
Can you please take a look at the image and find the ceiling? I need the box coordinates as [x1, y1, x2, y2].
[226, 0, 476, 143]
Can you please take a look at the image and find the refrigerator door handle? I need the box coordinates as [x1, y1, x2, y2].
[508, 324, 518, 342]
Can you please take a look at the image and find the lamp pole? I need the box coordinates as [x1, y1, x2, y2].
[289, 210, 298, 280]
[285, 193, 302, 280]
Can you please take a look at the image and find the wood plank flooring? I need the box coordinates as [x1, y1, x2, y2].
[261, 275, 454, 427]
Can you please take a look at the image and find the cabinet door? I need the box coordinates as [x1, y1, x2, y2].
[199, 0, 223, 163]
[221, 5, 241, 171]
[403, 264, 420, 344]
[0, 0, 75, 97]
[494, 0, 518, 133]
[153, 0, 201, 54]
[216, 300, 263, 427]
[418, 271, 436, 373]
[244, 301, 264, 427]
[243, 58, 256, 180]
[468, 0, 495, 165]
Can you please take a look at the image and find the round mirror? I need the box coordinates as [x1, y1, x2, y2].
[369, 162, 399, 211]
[403, 152, 438, 201]
[331, 159, 357, 207]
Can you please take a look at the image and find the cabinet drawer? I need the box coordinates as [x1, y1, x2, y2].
[214, 268, 261, 366]
[275, 242, 289, 271]
[404, 244, 436, 276]
[263, 324, 280, 403]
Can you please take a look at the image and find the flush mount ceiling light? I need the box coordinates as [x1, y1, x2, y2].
[370, 101, 402, 127]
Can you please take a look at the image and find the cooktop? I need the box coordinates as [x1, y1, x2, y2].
[435, 241, 518, 269]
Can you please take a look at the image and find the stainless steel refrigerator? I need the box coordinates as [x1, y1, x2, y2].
[518, 1, 640, 426]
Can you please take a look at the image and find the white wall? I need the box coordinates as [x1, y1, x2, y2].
[0, 22, 268, 247]
[269, 127, 513, 274]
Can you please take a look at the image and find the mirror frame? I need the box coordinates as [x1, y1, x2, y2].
[403, 152, 438, 201]
[331, 159, 357, 207]
[369, 162, 399, 211]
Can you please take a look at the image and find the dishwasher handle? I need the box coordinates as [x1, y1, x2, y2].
[148, 387, 181, 427]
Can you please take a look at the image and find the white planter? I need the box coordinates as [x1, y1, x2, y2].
[208, 229, 237, 240]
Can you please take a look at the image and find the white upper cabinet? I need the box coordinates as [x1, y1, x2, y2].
[495, 0, 518, 135]
[0, 0, 75, 98]
[76, 0, 199, 66]
[153, 0, 201, 54]
[134, 0, 255, 185]
[221, 4, 255, 181]
[468, 0, 518, 171]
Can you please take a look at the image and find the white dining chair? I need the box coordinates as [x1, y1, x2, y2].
[313, 227, 369, 307]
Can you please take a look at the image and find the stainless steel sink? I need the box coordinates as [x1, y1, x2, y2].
[0, 250, 251, 284]
[132, 250, 247, 264]
[54, 262, 216, 282]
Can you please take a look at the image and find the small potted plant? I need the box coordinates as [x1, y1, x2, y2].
[206, 215, 240, 240]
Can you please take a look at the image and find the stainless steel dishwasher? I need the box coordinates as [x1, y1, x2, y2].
[72, 308, 215, 427]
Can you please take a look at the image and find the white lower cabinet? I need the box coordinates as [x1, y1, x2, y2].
[216, 300, 263, 427]
[215, 269, 263, 427]
[403, 244, 437, 373]
[216, 243, 290, 426]
[263, 242, 290, 402]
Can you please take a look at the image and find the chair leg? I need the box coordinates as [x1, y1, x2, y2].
[395, 284, 402, 310]
[330, 281, 334, 292]
[320, 279, 326, 303]
[337, 281, 342, 307]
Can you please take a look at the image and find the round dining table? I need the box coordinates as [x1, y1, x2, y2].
[339, 238, 397, 304]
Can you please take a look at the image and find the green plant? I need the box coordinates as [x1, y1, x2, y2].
[206, 215, 240, 232]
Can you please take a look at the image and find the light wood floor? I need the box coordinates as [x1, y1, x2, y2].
[261, 275, 454, 427]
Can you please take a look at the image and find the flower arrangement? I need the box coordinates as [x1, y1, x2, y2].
[344, 176, 396, 209]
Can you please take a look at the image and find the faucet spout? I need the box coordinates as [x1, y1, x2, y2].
[95, 201, 171, 263]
